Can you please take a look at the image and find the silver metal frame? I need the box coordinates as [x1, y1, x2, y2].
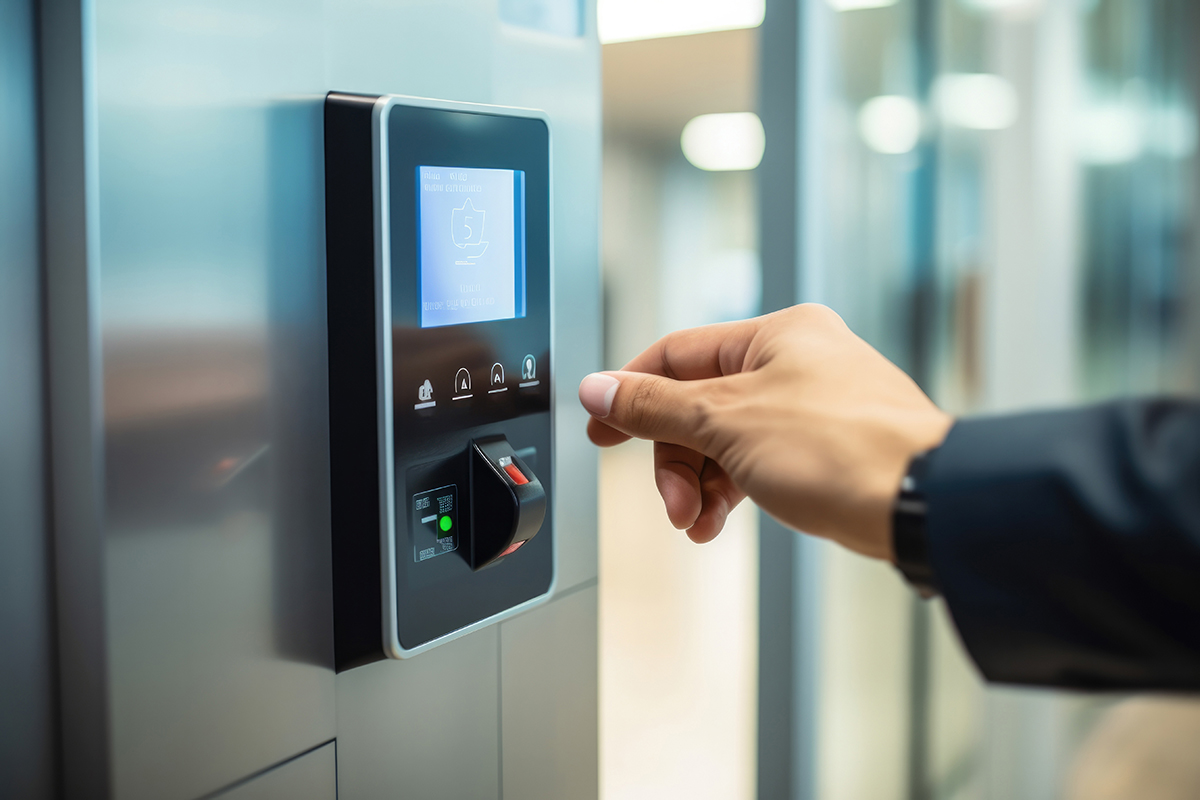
[371, 94, 557, 659]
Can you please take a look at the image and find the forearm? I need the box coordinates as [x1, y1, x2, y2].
[924, 400, 1200, 690]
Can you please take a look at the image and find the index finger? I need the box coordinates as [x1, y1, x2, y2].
[622, 316, 766, 380]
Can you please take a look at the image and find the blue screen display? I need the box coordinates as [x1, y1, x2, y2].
[417, 165, 527, 328]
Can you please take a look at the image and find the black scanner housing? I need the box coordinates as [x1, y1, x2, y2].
[471, 436, 547, 569]
[325, 92, 554, 671]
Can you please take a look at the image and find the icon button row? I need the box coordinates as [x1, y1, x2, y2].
[413, 355, 541, 411]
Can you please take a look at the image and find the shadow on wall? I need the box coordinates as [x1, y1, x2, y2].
[267, 98, 334, 669]
[102, 98, 333, 670]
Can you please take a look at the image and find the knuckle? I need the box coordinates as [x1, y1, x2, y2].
[626, 378, 666, 432]
[659, 339, 682, 381]
[794, 302, 845, 328]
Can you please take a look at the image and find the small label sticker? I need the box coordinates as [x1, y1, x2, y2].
[412, 484, 458, 562]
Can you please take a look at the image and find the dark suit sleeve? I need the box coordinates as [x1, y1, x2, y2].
[923, 400, 1200, 690]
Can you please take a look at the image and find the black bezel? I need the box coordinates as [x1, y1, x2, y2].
[383, 103, 554, 651]
[387, 105, 551, 437]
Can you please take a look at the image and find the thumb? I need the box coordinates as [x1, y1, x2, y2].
[578, 371, 707, 451]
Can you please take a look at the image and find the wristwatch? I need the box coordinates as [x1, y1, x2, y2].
[892, 451, 939, 598]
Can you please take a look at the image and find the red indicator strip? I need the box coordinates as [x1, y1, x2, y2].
[503, 462, 529, 485]
[500, 540, 527, 558]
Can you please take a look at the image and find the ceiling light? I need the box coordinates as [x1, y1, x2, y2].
[858, 96, 922, 155]
[933, 73, 1019, 130]
[681, 112, 765, 171]
[598, 0, 764, 44]
[960, 0, 1042, 17]
[826, 0, 899, 11]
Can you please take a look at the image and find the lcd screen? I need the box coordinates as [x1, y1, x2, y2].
[417, 165, 527, 328]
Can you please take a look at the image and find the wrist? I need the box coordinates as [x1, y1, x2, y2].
[874, 410, 953, 563]
[892, 449, 939, 598]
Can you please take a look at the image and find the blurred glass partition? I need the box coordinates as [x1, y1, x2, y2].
[788, 0, 1200, 798]
[1076, 0, 1199, 399]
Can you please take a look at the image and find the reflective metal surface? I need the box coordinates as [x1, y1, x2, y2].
[97, 12, 335, 793]
[38, 0, 600, 796]
[335, 628, 501, 799]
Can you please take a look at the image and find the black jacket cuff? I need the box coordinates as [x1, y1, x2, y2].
[921, 401, 1200, 690]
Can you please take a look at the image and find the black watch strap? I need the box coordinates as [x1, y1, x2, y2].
[893, 451, 939, 598]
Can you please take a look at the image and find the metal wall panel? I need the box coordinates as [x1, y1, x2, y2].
[335, 628, 500, 799]
[94, 5, 336, 797]
[212, 742, 336, 800]
[500, 585, 599, 800]
[39, 0, 600, 796]
[0, 1, 57, 798]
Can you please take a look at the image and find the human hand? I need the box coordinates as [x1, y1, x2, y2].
[578, 304, 953, 560]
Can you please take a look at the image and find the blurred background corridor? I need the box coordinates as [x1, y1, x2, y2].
[596, 0, 1200, 798]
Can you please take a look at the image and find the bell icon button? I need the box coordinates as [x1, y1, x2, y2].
[520, 354, 539, 388]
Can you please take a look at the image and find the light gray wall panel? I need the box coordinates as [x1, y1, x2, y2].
[335, 628, 500, 800]
[0, 1, 57, 798]
[500, 585, 599, 800]
[213, 742, 336, 800]
[90, 0, 338, 796]
[40, 0, 600, 796]
[93, 4, 336, 798]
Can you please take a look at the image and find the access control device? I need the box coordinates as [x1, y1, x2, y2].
[325, 93, 554, 669]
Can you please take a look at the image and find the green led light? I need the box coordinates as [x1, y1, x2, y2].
[439, 515, 453, 533]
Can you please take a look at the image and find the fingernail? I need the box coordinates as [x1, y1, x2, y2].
[579, 373, 620, 418]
